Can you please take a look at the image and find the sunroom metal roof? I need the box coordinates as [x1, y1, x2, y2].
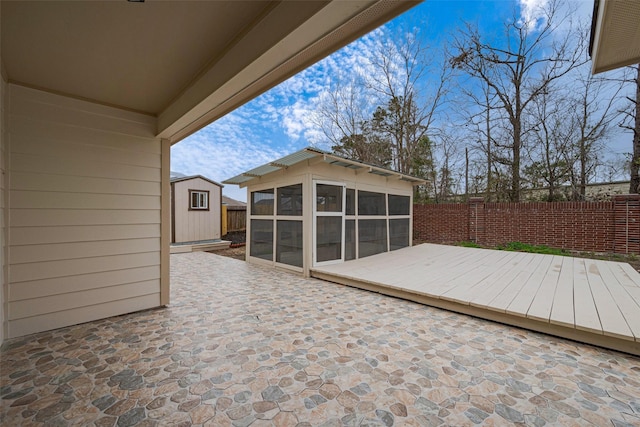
[223, 147, 426, 186]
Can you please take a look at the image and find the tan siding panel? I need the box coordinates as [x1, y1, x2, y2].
[11, 224, 159, 246]
[9, 280, 159, 319]
[11, 85, 155, 124]
[10, 252, 159, 283]
[10, 191, 160, 210]
[10, 209, 159, 227]
[6, 86, 164, 338]
[11, 152, 159, 182]
[10, 88, 156, 138]
[10, 238, 160, 264]
[10, 115, 161, 154]
[10, 172, 160, 196]
[11, 133, 161, 168]
[9, 266, 160, 301]
[9, 294, 161, 338]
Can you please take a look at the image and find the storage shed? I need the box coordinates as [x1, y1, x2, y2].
[223, 147, 425, 276]
[170, 175, 223, 244]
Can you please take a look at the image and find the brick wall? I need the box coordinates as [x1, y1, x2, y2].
[413, 194, 640, 254]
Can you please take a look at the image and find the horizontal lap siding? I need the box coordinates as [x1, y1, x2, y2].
[7, 85, 162, 338]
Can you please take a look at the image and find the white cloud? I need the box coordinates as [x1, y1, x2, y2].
[171, 24, 393, 201]
[171, 112, 289, 202]
[519, 0, 549, 29]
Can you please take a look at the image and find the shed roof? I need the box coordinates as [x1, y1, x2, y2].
[170, 175, 223, 188]
[222, 147, 426, 186]
[222, 196, 247, 208]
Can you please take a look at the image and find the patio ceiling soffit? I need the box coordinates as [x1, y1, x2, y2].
[157, 0, 420, 144]
[590, 0, 640, 73]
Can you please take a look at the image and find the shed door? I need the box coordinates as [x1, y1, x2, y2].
[313, 181, 345, 266]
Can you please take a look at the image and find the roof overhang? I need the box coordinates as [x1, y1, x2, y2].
[223, 147, 426, 187]
[170, 175, 223, 188]
[1, 1, 419, 144]
[590, 0, 640, 74]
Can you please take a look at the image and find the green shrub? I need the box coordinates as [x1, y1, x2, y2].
[497, 241, 567, 255]
[457, 241, 482, 248]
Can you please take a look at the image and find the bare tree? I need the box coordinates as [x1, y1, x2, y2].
[568, 67, 623, 199]
[450, 0, 585, 201]
[315, 27, 451, 180]
[620, 64, 640, 193]
[313, 78, 387, 164]
[365, 27, 451, 176]
[455, 80, 501, 200]
[525, 85, 574, 201]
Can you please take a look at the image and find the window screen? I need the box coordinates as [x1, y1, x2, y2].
[250, 219, 273, 260]
[276, 220, 303, 267]
[346, 188, 356, 216]
[389, 219, 410, 250]
[277, 184, 303, 216]
[358, 219, 387, 258]
[316, 184, 342, 212]
[316, 216, 342, 262]
[358, 191, 386, 215]
[345, 219, 356, 261]
[388, 194, 410, 215]
[251, 189, 274, 215]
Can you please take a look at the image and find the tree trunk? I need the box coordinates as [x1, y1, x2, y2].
[486, 93, 492, 201]
[511, 118, 521, 202]
[580, 141, 587, 200]
[630, 64, 640, 194]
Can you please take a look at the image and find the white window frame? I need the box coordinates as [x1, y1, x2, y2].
[312, 180, 346, 267]
[189, 190, 209, 210]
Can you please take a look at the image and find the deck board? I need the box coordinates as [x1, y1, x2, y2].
[490, 253, 547, 314]
[598, 262, 640, 340]
[526, 255, 563, 322]
[469, 253, 536, 310]
[311, 244, 640, 356]
[573, 258, 603, 335]
[549, 256, 576, 329]
[439, 251, 518, 304]
[584, 260, 634, 340]
[506, 254, 554, 317]
[441, 252, 520, 304]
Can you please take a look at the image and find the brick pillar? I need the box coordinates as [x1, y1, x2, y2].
[469, 197, 485, 244]
[613, 194, 640, 254]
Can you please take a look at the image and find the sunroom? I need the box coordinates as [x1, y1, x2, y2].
[223, 147, 425, 276]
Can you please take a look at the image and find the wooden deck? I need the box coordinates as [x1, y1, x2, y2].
[311, 244, 640, 356]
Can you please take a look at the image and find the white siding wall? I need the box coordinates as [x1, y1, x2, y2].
[173, 177, 221, 243]
[6, 85, 163, 338]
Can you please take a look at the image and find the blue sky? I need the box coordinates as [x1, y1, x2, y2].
[171, 0, 611, 202]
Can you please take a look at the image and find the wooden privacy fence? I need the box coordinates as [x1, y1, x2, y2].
[225, 206, 246, 233]
[413, 194, 640, 254]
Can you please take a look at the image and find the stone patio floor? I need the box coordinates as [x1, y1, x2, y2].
[1, 252, 639, 427]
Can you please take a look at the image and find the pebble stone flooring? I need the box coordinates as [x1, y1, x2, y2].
[1, 252, 640, 427]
